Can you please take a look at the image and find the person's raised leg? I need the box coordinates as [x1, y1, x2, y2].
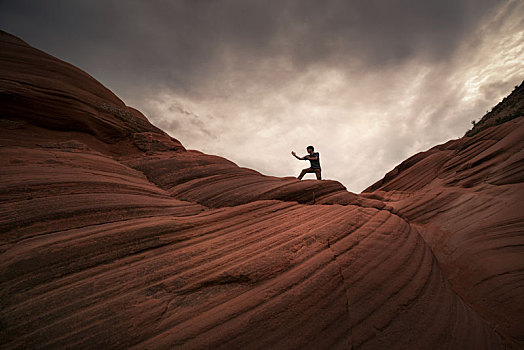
[298, 168, 307, 180]
[298, 168, 311, 180]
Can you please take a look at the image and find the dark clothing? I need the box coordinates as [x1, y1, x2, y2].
[305, 152, 321, 169]
[298, 167, 322, 180]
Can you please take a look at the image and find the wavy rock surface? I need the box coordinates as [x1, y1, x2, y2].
[0, 30, 514, 349]
[364, 83, 524, 348]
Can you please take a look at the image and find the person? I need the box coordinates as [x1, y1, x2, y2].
[291, 145, 322, 180]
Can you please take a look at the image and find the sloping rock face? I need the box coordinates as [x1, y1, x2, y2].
[465, 83, 524, 137]
[0, 29, 513, 349]
[364, 82, 524, 348]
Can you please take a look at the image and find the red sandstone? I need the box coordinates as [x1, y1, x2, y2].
[1, 30, 522, 349]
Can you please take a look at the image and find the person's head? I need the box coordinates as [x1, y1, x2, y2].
[306, 145, 314, 154]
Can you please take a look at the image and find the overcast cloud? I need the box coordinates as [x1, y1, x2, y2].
[1, 0, 523, 192]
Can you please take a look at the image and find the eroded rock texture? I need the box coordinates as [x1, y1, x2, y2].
[0, 29, 520, 349]
[364, 82, 524, 348]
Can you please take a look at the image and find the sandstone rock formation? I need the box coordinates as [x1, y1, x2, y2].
[364, 81, 524, 349]
[1, 30, 521, 349]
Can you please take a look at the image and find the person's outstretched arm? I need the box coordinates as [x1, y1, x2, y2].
[291, 151, 304, 160]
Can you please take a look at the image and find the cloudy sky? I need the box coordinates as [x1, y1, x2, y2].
[1, 0, 523, 192]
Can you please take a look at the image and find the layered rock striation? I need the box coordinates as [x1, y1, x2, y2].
[1, 30, 521, 349]
[364, 82, 524, 348]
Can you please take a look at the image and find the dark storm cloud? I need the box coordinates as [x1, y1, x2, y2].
[0, 0, 503, 96]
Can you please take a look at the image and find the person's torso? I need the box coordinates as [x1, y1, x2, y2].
[308, 152, 321, 169]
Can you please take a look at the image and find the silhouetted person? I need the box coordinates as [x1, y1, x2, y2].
[292, 145, 321, 180]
